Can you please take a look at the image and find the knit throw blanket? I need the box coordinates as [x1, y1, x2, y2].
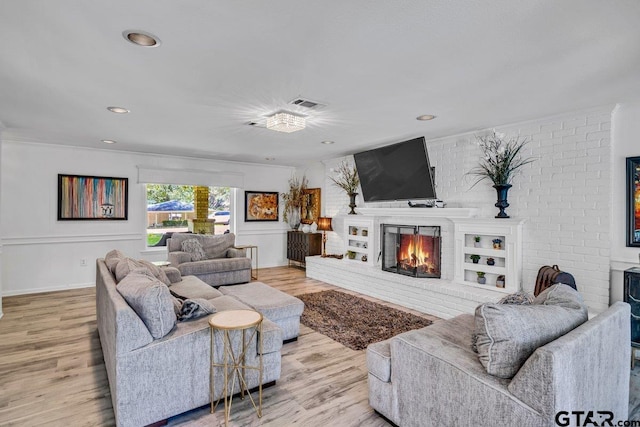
[177, 298, 217, 321]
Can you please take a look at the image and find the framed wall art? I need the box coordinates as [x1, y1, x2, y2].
[244, 191, 279, 222]
[301, 188, 321, 224]
[58, 174, 128, 220]
[627, 156, 640, 247]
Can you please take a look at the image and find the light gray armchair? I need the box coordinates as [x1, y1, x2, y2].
[167, 232, 251, 287]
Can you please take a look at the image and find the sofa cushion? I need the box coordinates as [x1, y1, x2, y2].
[169, 275, 223, 300]
[114, 257, 171, 286]
[474, 284, 588, 378]
[208, 295, 252, 312]
[178, 298, 217, 321]
[498, 291, 534, 305]
[181, 238, 207, 261]
[117, 270, 177, 339]
[178, 258, 251, 276]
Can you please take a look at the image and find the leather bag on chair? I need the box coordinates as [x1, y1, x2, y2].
[534, 265, 577, 296]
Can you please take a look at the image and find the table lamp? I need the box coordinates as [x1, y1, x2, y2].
[316, 216, 333, 257]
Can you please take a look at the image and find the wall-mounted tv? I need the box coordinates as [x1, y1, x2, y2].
[353, 137, 436, 202]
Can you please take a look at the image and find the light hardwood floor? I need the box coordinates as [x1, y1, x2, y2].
[0, 266, 438, 427]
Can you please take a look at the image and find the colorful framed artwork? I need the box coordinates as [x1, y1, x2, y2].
[301, 188, 321, 224]
[628, 156, 640, 247]
[58, 174, 128, 220]
[244, 191, 279, 222]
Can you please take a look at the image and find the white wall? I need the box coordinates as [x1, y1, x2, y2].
[321, 107, 613, 312]
[0, 135, 3, 317]
[0, 140, 295, 296]
[610, 102, 640, 303]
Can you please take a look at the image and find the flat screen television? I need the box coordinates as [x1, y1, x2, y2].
[353, 137, 436, 202]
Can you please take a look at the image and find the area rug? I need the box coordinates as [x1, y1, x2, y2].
[297, 290, 434, 350]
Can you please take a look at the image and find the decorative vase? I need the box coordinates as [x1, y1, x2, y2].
[301, 224, 311, 233]
[348, 193, 358, 215]
[487, 259, 495, 266]
[287, 208, 301, 230]
[493, 184, 512, 218]
[472, 259, 479, 264]
[309, 222, 318, 233]
[477, 277, 486, 285]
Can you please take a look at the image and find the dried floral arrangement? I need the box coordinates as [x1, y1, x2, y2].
[331, 160, 360, 194]
[281, 174, 308, 221]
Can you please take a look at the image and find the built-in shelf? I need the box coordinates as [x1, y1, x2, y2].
[344, 217, 374, 264]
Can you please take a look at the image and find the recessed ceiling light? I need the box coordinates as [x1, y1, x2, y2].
[321, 140, 335, 145]
[416, 115, 437, 121]
[107, 106, 130, 114]
[101, 139, 117, 144]
[122, 30, 161, 47]
[265, 157, 275, 161]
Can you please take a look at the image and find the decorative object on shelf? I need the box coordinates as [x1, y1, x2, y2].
[470, 254, 481, 264]
[486, 257, 495, 266]
[626, 156, 640, 247]
[330, 160, 360, 215]
[492, 238, 503, 249]
[310, 221, 318, 233]
[351, 227, 358, 235]
[301, 224, 311, 233]
[361, 255, 368, 262]
[467, 130, 536, 218]
[245, 191, 279, 222]
[281, 174, 308, 229]
[496, 275, 506, 288]
[58, 174, 128, 220]
[301, 188, 321, 224]
[317, 216, 333, 257]
[361, 229, 368, 237]
[474, 236, 481, 247]
[346, 250, 356, 260]
[476, 271, 486, 285]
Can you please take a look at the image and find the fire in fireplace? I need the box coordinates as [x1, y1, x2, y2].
[381, 224, 441, 278]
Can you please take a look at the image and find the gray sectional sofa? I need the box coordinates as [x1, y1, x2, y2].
[167, 233, 251, 286]
[367, 285, 631, 426]
[96, 251, 303, 427]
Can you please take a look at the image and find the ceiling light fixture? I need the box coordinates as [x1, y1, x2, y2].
[266, 112, 306, 133]
[321, 140, 335, 145]
[101, 139, 117, 144]
[122, 30, 161, 47]
[416, 115, 437, 121]
[107, 106, 129, 114]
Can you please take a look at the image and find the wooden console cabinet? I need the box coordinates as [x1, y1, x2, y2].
[287, 231, 321, 267]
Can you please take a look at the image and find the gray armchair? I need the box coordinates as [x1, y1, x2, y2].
[167, 233, 251, 286]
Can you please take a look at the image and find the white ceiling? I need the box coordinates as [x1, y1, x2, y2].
[1, 1, 639, 166]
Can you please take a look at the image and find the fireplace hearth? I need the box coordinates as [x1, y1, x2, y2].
[381, 224, 441, 278]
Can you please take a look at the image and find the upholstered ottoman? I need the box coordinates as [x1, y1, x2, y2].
[219, 282, 304, 341]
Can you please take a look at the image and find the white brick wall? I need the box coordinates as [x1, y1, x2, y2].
[321, 107, 612, 313]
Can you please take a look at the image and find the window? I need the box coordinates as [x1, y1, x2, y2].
[146, 184, 231, 247]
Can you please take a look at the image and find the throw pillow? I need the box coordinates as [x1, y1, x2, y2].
[474, 285, 588, 378]
[203, 233, 236, 259]
[181, 238, 206, 261]
[114, 257, 171, 286]
[471, 291, 535, 353]
[178, 298, 217, 321]
[105, 249, 126, 275]
[117, 270, 177, 339]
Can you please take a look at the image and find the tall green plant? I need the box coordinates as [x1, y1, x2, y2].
[468, 130, 536, 187]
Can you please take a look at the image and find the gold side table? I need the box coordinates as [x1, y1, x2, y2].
[234, 245, 258, 280]
[209, 310, 263, 426]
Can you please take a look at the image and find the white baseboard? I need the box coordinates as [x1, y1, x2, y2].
[2, 282, 95, 297]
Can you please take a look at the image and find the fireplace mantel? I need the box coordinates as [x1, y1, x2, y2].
[356, 207, 478, 219]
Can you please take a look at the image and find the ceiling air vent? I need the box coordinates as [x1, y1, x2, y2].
[289, 97, 325, 109]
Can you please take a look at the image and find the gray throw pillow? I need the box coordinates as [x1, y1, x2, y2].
[117, 270, 177, 339]
[471, 291, 535, 353]
[474, 285, 588, 378]
[105, 249, 126, 275]
[114, 257, 171, 286]
[203, 233, 236, 259]
[181, 238, 206, 261]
